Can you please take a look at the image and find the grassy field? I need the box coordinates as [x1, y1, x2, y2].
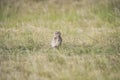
[0, 0, 120, 80]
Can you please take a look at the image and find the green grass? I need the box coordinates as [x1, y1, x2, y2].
[0, 0, 120, 80]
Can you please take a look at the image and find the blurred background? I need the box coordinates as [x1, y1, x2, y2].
[0, 0, 120, 80]
[0, 0, 120, 26]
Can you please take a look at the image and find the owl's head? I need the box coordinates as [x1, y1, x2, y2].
[54, 31, 61, 37]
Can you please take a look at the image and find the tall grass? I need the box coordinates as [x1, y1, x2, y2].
[0, 0, 120, 80]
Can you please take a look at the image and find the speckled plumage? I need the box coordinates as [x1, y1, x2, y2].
[51, 31, 62, 48]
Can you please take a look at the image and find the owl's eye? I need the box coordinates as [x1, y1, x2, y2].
[54, 37, 57, 40]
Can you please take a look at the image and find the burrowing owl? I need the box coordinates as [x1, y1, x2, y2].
[51, 31, 62, 48]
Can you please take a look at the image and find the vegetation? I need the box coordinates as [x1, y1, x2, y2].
[0, 0, 120, 80]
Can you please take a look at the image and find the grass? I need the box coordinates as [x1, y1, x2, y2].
[0, 0, 120, 80]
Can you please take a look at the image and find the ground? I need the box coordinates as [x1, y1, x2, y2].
[0, 0, 120, 80]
